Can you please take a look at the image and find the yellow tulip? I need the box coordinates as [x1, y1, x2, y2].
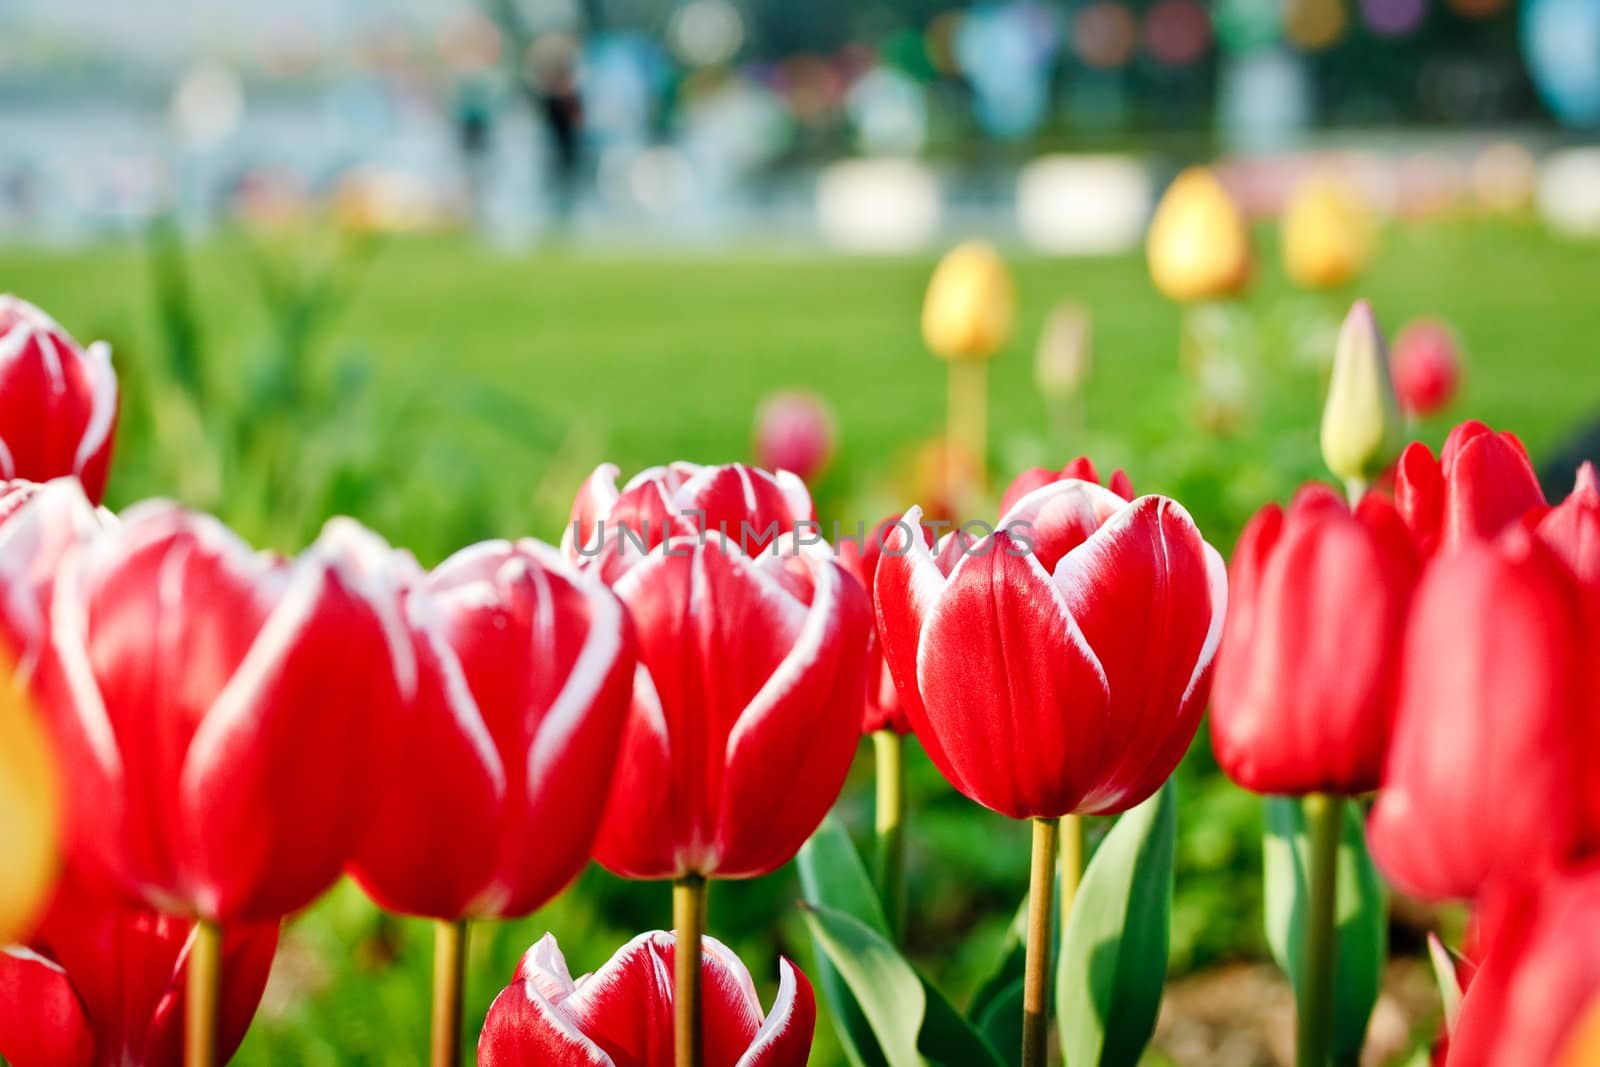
[1146, 167, 1253, 303]
[0, 657, 58, 942]
[921, 240, 1015, 361]
[1321, 300, 1401, 491]
[1283, 174, 1377, 290]
[1560, 994, 1600, 1067]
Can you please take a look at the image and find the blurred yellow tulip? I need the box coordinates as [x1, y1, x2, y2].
[1282, 174, 1377, 290]
[1146, 167, 1253, 303]
[0, 656, 59, 943]
[1560, 994, 1600, 1067]
[921, 240, 1015, 361]
[1321, 300, 1401, 491]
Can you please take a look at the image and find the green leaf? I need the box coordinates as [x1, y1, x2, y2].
[1263, 796, 1387, 1066]
[802, 904, 927, 1067]
[1427, 933, 1462, 1032]
[968, 894, 1030, 1024]
[973, 976, 1024, 1064]
[1057, 782, 1176, 1067]
[797, 817, 892, 1067]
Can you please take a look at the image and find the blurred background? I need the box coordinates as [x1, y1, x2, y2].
[4, 0, 1600, 1063]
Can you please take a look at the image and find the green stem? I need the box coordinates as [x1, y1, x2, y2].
[1021, 817, 1058, 1067]
[674, 875, 708, 1067]
[1299, 793, 1344, 1067]
[873, 730, 907, 939]
[1059, 813, 1083, 929]
[430, 919, 468, 1067]
[185, 918, 222, 1067]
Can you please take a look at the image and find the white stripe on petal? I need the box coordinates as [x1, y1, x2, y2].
[527, 565, 626, 788]
[1181, 541, 1229, 706]
[737, 957, 803, 1067]
[72, 340, 117, 476]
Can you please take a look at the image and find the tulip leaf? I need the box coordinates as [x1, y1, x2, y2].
[802, 903, 928, 1067]
[797, 818, 892, 1067]
[1056, 782, 1176, 1067]
[968, 894, 1030, 1024]
[1263, 796, 1387, 1067]
[1426, 933, 1462, 1032]
[973, 976, 1024, 1064]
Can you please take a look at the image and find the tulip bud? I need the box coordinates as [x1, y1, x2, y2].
[0, 297, 119, 503]
[753, 390, 836, 484]
[876, 482, 1226, 819]
[1034, 301, 1092, 399]
[1321, 300, 1401, 490]
[1392, 318, 1462, 417]
[921, 240, 1015, 360]
[479, 931, 815, 1067]
[0, 662, 57, 944]
[1146, 167, 1253, 303]
[1282, 174, 1377, 291]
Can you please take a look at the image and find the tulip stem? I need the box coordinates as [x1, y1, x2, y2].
[185, 918, 222, 1067]
[1059, 813, 1083, 928]
[431, 918, 469, 1067]
[948, 359, 988, 497]
[674, 875, 707, 1067]
[1022, 817, 1058, 1067]
[873, 729, 907, 940]
[1299, 793, 1343, 1067]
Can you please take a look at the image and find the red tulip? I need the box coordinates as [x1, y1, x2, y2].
[592, 536, 870, 880]
[753, 391, 835, 484]
[875, 479, 1227, 818]
[1446, 865, 1600, 1067]
[564, 462, 816, 583]
[0, 297, 118, 503]
[0, 869, 277, 1067]
[1210, 485, 1419, 795]
[1392, 319, 1461, 417]
[38, 506, 409, 922]
[1395, 420, 1545, 555]
[997, 455, 1133, 518]
[1368, 533, 1590, 901]
[1534, 462, 1600, 589]
[340, 530, 637, 919]
[837, 517, 934, 735]
[478, 931, 814, 1067]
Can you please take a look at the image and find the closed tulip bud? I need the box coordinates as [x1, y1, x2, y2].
[1034, 301, 1092, 399]
[1393, 319, 1462, 417]
[593, 533, 869, 880]
[339, 528, 637, 920]
[1446, 868, 1600, 1067]
[753, 391, 835, 484]
[564, 462, 815, 583]
[0, 869, 277, 1067]
[876, 480, 1226, 818]
[38, 505, 411, 923]
[1321, 300, 1402, 489]
[1394, 420, 1546, 556]
[0, 298, 118, 503]
[479, 931, 814, 1067]
[997, 455, 1133, 518]
[1211, 485, 1419, 795]
[1368, 535, 1591, 901]
[837, 517, 935, 735]
[1282, 175, 1377, 290]
[921, 240, 1015, 361]
[1146, 167, 1253, 303]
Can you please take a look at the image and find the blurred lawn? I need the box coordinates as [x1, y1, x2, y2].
[2, 220, 1598, 1065]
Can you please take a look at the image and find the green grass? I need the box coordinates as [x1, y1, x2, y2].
[2, 220, 1598, 1064]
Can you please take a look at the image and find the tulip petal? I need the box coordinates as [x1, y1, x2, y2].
[715, 554, 868, 877]
[563, 464, 622, 561]
[873, 507, 967, 790]
[1000, 479, 1129, 573]
[1051, 496, 1219, 814]
[916, 529, 1110, 818]
[479, 979, 616, 1067]
[0, 948, 93, 1067]
[736, 957, 816, 1067]
[1444, 428, 1546, 548]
